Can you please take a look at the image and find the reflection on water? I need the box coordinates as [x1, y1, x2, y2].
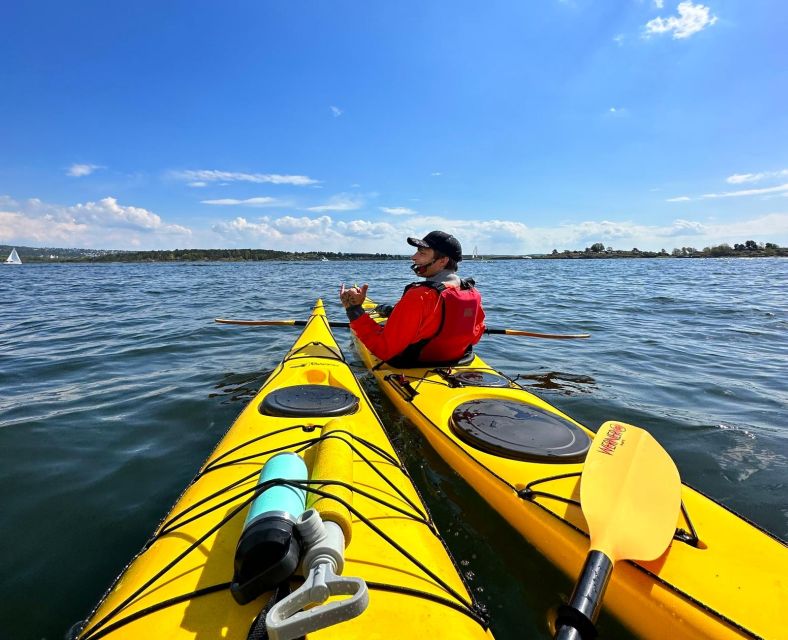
[717, 439, 787, 484]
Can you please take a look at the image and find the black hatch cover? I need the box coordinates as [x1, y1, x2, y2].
[260, 385, 359, 418]
[449, 399, 591, 462]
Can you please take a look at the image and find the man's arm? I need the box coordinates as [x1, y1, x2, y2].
[349, 287, 439, 362]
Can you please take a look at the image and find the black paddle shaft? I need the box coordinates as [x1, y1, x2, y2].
[555, 550, 613, 640]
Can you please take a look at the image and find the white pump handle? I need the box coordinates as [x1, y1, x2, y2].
[265, 511, 369, 640]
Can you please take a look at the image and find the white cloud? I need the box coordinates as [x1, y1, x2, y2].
[201, 197, 280, 207]
[608, 107, 629, 117]
[701, 183, 788, 199]
[5, 196, 785, 254]
[669, 218, 706, 234]
[644, 1, 718, 39]
[431, 172, 443, 177]
[0, 195, 191, 249]
[67, 163, 103, 177]
[653, 0, 664, 8]
[532, 214, 788, 252]
[613, 34, 625, 46]
[336, 219, 400, 238]
[172, 169, 319, 186]
[726, 170, 788, 184]
[306, 194, 364, 213]
[168, 207, 785, 252]
[380, 206, 417, 216]
[67, 197, 177, 230]
[727, 173, 766, 184]
[692, 213, 788, 240]
[667, 183, 788, 201]
[330, 105, 343, 117]
[212, 215, 340, 245]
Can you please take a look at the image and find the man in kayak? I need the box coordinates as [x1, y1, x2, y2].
[339, 230, 486, 366]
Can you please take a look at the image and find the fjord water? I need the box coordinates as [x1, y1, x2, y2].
[1, 258, 786, 640]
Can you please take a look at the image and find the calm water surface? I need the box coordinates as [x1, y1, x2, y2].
[1, 259, 786, 639]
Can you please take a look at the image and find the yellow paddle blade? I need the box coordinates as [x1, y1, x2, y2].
[581, 421, 681, 562]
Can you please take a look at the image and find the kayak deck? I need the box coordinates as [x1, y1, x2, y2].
[75, 300, 492, 640]
[350, 298, 787, 640]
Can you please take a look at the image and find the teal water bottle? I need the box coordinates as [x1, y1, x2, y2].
[230, 452, 308, 604]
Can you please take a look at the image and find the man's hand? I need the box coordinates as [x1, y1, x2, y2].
[339, 283, 369, 308]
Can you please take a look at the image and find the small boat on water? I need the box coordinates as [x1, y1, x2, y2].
[4, 248, 22, 264]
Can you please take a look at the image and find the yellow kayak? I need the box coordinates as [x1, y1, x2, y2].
[74, 300, 493, 640]
[350, 298, 787, 640]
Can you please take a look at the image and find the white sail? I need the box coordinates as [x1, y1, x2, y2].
[4, 248, 21, 264]
[473, 245, 479, 259]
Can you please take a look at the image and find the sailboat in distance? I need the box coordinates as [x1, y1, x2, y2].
[4, 248, 22, 265]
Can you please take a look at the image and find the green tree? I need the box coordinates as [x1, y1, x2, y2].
[709, 243, 734, 257]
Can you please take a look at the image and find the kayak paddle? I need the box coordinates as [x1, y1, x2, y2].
[484, 328, 589, 340]
[216, 318, 350, 328]
[555, 422, 681, 640]
[215, 318, 589, 339]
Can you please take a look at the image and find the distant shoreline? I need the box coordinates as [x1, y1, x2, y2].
[3, 244, 786, 263]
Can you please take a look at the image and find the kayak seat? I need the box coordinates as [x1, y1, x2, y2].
[260, 384, 360, 418]
[449, 399, 591, 462]
[387, 349, 476, 369]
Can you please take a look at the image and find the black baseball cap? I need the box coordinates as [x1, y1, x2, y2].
[407, 230, 463, 262]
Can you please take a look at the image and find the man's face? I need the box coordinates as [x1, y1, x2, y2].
[411, 246, 446, 276]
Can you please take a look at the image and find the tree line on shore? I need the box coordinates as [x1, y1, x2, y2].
[0, 246, 401, 263]
[2, 240, 785, 263]
[545, 240, 785, 259]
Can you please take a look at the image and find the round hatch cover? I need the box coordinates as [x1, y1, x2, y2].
[449, 399, 591, 462]
[450, 370, 510, 388]
[260, 385, 359, 418]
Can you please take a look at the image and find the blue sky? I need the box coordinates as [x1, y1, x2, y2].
[1, 1, 786, 254]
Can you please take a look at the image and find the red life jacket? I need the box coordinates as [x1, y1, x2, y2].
[394, 279, 485, 365]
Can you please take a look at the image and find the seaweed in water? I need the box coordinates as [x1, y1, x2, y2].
[209, 369, 274, 403]
[512, 371, 596, 395]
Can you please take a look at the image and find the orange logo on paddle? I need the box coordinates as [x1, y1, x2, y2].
[598, 422, 626, 455]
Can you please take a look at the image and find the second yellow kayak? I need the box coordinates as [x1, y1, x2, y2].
[350, 297, 787, 640]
